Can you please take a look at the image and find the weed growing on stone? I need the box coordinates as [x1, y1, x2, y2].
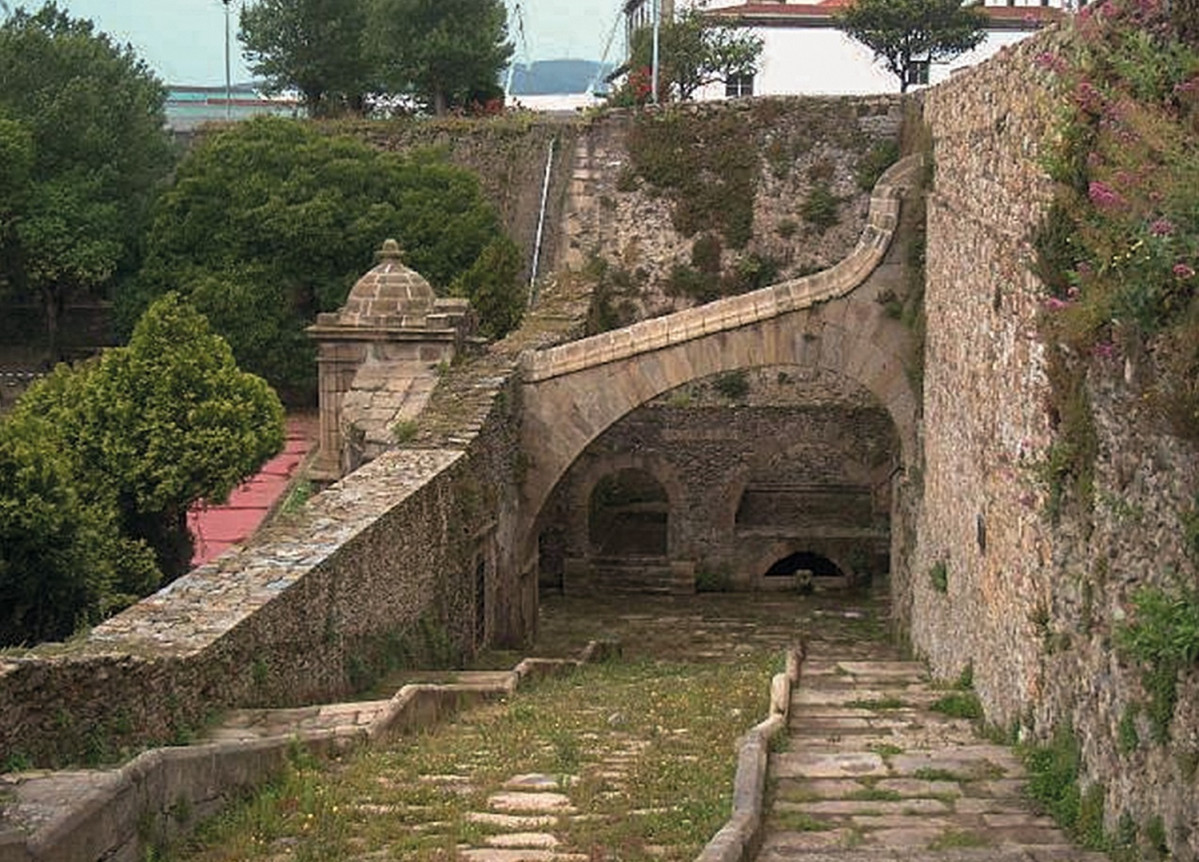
[930, 692, 983, 721]
[800, 183, 842, 233]
[855, 140, 900, 192]
[1115, 584, 1199, 742]
[928, 560, 948, 594]
[1117, 706, 1141, 754]
[392, 419, 419, 444]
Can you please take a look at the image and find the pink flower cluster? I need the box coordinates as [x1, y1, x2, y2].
[1074, 81, 1105, 114]
[1149, 218, 1175, 236]
[1174, 263, 1196, 279]
[1034, 52, 1068, 75]
[1088, 180, 1125, 210]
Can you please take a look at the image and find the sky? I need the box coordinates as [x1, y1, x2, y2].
[37, 0, 623, 87]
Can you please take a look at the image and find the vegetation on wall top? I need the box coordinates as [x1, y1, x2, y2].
[1031, 0, 1199, 773]
[1031, 0, 1199, 528]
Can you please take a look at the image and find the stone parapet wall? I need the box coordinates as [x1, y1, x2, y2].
[0, 374, 529, 767]
[916, 28, 1199, 855]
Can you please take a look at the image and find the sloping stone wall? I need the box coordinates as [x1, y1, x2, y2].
[0, 373, 528, 767]
[915, 29, 1199, 856]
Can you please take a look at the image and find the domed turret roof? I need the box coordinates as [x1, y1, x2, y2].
[337, 239, 435, 326]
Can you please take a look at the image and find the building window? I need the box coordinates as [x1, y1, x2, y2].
[726, 73, 754, 98]
[905, 60, 930, 87]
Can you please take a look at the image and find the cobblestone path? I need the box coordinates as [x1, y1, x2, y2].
[165, 592, 1107, 861]
[756, 633, 1107, 862]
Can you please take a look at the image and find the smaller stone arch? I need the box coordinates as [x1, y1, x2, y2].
[750, 543, 855, 592]
[588, 468, 669, 556]
[542, 452, 692, 595]
[566, 452, 688, 558]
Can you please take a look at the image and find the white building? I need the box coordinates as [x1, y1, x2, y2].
[623, 0, 1063, 98]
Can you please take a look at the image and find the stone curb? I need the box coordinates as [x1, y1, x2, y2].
[695, 644, 804, 862]
[0, 639, 621, 862]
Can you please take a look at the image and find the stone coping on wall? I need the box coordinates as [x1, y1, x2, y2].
[518, 154, 923, 385]
[0, 640, 620, 862]
[695, 645, 804, 862]
[0, 448, 466, 663]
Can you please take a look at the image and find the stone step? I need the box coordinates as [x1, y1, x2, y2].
[756, 844, 1107, 861]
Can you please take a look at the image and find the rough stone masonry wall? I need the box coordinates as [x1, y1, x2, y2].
[915, 29, 1199, 855]
[0, 369, 528, 768]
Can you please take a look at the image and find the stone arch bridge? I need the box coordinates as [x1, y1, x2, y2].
[515, 154, 923, 584]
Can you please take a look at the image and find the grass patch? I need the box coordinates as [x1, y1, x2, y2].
[848, 787, 902, 802]
[772, 811, 836, 832]
[912, 767, 965, 782]
[867, 743, 904, 758]
[160, 655, 777, 860]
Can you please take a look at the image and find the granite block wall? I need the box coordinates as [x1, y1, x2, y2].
[915, 28, 1199, 856]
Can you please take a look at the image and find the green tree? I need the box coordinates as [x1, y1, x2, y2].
[836, 0, 987, 93]
[128, 117, 521, 396]
[239, 0, 371, 116]
[16, 294, 285, 580]
[451, 235, 524, 340]
[0, 412, 158, 646]
[366, 0, 512, 115]
[627, 7, 763, 101]
[0, 3, 175, 357]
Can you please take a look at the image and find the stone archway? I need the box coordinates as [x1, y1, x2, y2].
[515, 155, 922, 579]
[588, 467, 670, 557]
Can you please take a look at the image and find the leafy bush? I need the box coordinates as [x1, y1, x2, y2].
[127, 117, 520, 398]
[801, 183, 841, 232]
[1115, 585, 1199, 742]
[0, 414, 158, 646]
[13, 294, 284, 583]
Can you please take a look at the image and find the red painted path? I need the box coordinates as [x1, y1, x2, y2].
[187, 414, 318, 568]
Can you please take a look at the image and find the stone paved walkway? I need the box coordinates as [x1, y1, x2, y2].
[756, 633, 1108, 862]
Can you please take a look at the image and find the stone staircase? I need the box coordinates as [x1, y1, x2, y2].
[755, 641, 1107, 862]
[565, 556, 694, 596]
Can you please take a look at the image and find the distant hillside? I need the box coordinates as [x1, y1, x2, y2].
[509, 59, 613, 95]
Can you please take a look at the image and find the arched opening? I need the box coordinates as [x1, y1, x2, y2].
[589, 468, 669, 557]
[765, 551, 844, 579]
[763, 550, 849, 593]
